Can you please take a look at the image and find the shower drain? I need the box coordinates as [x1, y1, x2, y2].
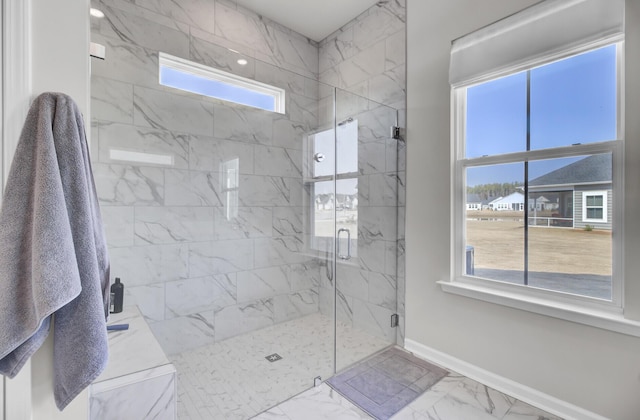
[265, 353, 282, 362]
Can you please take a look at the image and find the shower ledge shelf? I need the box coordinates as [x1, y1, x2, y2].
[89, 306, 177, 420]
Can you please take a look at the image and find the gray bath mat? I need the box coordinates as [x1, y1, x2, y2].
[326, 346, 448, 419]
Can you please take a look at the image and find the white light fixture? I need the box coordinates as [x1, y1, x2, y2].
[90, 8, 105, 18]
[237, 58, 248, 66]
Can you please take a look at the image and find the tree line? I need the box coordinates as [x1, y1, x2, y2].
[467, 182, 521, 200]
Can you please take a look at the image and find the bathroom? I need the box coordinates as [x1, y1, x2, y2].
[89, 0, 406, 417]
[3, 1, 640, 419]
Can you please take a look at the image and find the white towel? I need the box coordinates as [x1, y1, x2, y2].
[0, 92, 110, 410]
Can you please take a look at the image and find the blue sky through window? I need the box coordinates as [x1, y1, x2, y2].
[160, 66, 277, 112]
[465, 45, 617, 186]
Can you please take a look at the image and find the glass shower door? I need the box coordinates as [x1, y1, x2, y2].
[334, 89, 399, 372]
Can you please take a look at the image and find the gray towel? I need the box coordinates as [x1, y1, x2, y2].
[0, 92, 110, 410]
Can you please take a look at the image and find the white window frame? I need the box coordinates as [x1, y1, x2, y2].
[582, 190, 608, 223]
[158, 52, 285, 114]
[441, 40, 633, 336]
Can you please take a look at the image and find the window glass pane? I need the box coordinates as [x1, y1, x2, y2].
[466, 163, 524, 282]
[314, 181, 334, 239]
[586, 208, 603, 219]
[336, 179, 358, 258]
[530, 45, 617, 150]
[160, 67, 277, 112]
[336, 119, 358, 174]
[528, 154, 612, 300]
[466, 72, 527, 158]
[312, 130, 335, 178]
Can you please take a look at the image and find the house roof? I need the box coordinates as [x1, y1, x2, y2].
[529, 154, 611, 187]
[489, 191, 524, 204]
[466, 193, 483, 203]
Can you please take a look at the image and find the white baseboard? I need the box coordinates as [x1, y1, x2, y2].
[404, 339, 608, 420]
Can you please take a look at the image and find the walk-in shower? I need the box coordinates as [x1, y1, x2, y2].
[90, 0, 405, 417]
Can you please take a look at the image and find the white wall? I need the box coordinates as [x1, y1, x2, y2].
[4, 0, 90, 419]
[405, 1, 640, 419]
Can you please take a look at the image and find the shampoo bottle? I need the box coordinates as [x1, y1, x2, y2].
[110, 277, 124, 313]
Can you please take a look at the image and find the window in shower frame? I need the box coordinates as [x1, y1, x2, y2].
[158, 52, 285, 113]
[306, 120, 359, 258]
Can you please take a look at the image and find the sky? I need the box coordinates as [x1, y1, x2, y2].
[465, 44, 617, 186]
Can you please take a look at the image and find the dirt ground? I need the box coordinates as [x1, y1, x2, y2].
[466, 213, 612, 276]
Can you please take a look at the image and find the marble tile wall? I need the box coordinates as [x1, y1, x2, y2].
[318, 0, 407, 345]
[90, 0, 324, 354]
[91, 0, 406, 355]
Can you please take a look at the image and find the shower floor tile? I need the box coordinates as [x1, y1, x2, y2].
[171, 312, 391, 419]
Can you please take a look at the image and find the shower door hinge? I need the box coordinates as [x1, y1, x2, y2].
[391, 313, 399, 328]
[391, 126, 402, 140]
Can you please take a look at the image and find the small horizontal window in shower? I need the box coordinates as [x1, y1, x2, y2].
[158, 52, 286, 113]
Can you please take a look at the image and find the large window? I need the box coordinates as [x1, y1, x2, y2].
[447, 0, 625, 318]
[456, 44, 620, 305]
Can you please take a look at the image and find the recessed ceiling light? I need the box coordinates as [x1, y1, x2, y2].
[90, 8, 105, 18]
[237, 58, 248, 66]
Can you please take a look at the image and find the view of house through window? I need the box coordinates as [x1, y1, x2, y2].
[308, 120, 358, 258]
[461, 44, 618, 301]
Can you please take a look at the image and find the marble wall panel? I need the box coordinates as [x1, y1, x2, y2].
[134, 206, 214, 244]
[337, 43, 386, 89]
[123, 283, 166, 322]
[289, 261, 322, 291]
[189, 135, 255, 174]
[368, 273, 397, 311]
[336, 263, 369, 301]
[213, 104, 273, 144]
[255, 60, 306, 97]
[90, 34, 160, 89]
[213, 2, 271, 58]
[151, 312, 216, 354]
[94, 163, 164, 206]
[359, 207, 397, 241]
[358, 141, 387, 175]
[164, 169, 222, 206]
[189, 35, 257, 79]
[165, 277, 223, 318]
[188, 239, 254, 277]
[91, 76, 134, 124]
[214, 299, 274, 342]
[238, 175, 301, 207]
[93, 0, 189, 57]
[98, 123, 190, 169]
[109, 244, 189, 286]
[134, 0, 217, 31]
[254, 236, 307, 268]
[134, 86, 214, 136]
[236, 266, 290, 302]
[253, 146, 302, 178]
[272, 118, 310, 150]
[352, 299, 396, 343]
[214, 206, 272, 240]
[272, 207, 304, 237]
[273, 290, 319, 324]
[101, 206, 135, 247]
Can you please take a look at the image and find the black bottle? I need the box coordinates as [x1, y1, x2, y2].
[110, 277, 124, 313]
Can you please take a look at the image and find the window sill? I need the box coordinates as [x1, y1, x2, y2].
[438, 280, 640, 338]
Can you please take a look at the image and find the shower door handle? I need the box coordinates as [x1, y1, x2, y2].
[337, 228, 351, 260]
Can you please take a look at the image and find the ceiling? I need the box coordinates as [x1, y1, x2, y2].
[234, 0, 380, 42]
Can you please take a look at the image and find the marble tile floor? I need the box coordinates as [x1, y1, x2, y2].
[255, 373, 563, 420]
[171, 312, 392, 419]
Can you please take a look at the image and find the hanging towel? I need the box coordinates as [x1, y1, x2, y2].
[0, 92, 110, 410]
